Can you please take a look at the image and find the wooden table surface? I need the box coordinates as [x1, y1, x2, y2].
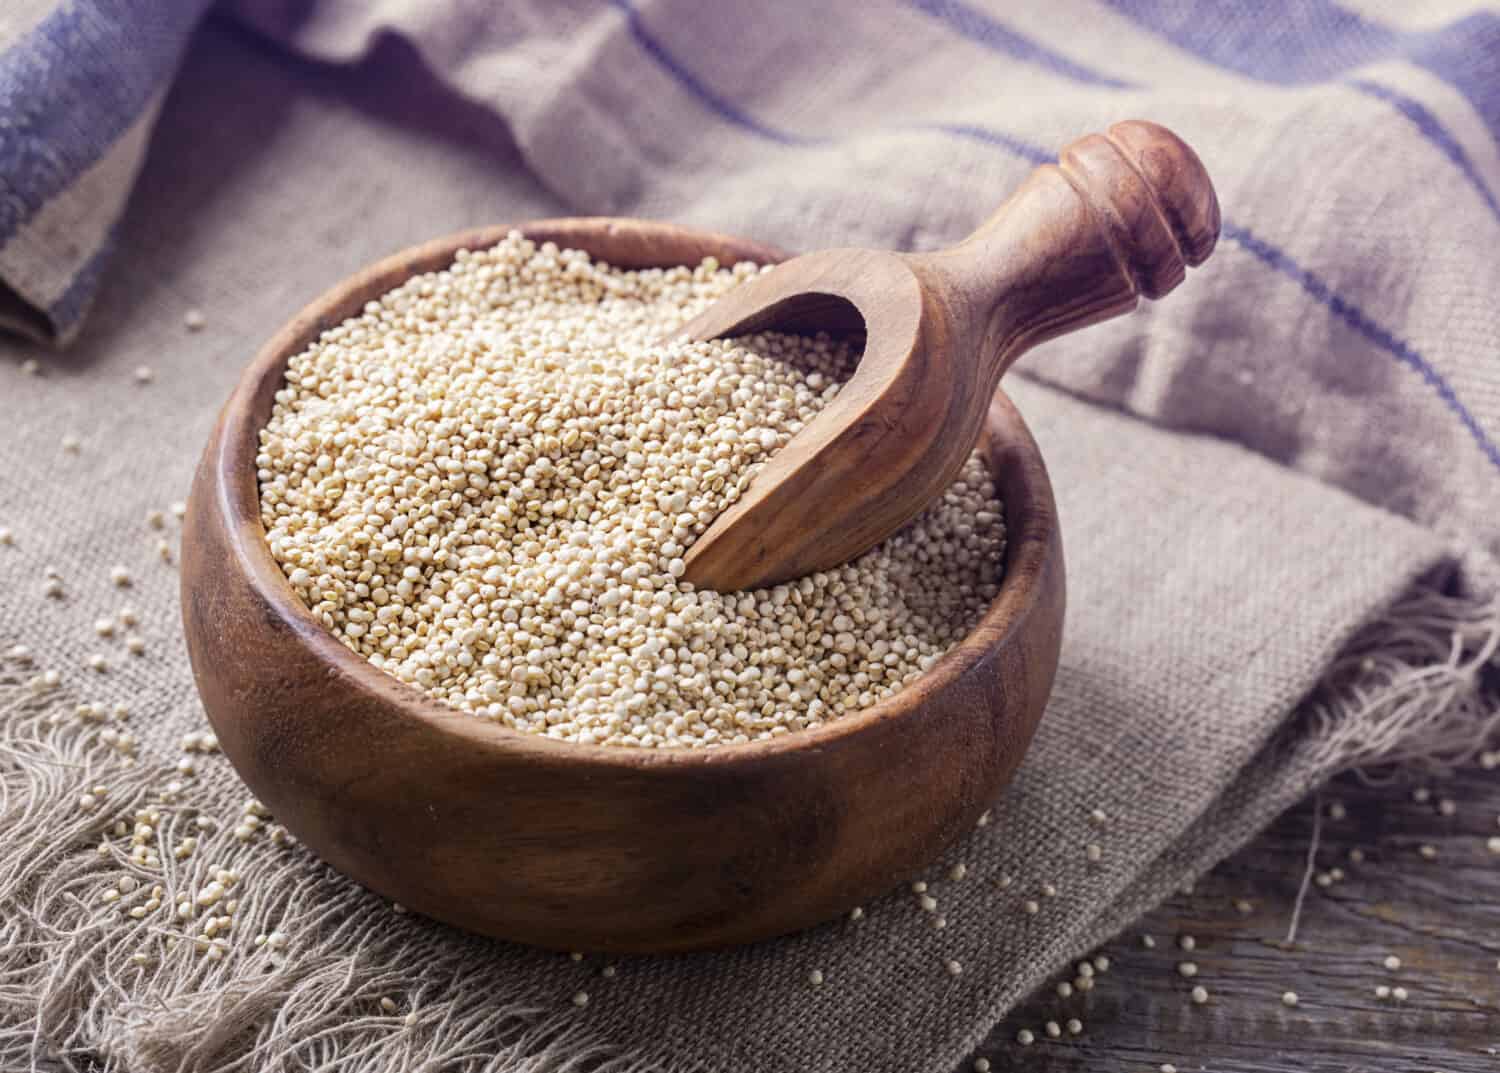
[963, 767, 1500, 1073]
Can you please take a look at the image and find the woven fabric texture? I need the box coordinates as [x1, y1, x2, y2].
[1, 4, 1498, 1071]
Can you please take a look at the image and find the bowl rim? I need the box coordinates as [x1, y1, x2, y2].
[202, 217, 1058, 774]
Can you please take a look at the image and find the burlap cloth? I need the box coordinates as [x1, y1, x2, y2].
[2, 6, 1498, 1071]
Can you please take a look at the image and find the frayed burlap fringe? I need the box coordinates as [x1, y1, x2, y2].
[1301, 585, 1500, 777]
[0, 671, 695, 1073]
[0, 574, 1495, 1072]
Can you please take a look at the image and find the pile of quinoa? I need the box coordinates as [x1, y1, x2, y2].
[257, 233, 1006, 748]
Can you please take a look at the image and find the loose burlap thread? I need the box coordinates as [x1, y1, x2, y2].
[3, 7, 1500, 1071]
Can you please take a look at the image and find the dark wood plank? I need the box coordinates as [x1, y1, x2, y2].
[963, 768, 1500, 1072]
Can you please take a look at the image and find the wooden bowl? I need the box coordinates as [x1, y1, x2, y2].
[181, 219, 1065, 954]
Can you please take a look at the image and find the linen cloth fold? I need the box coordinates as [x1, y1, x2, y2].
[1, 3, 1497, 1071]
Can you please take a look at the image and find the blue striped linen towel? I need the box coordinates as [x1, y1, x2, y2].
[0, 0, 210, 344]
[5, 0, 1498, 566]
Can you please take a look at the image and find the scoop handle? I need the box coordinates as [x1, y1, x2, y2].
[919, 120, 1220, 381]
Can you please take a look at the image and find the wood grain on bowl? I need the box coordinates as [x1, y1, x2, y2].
[181, 219, 1065, 953]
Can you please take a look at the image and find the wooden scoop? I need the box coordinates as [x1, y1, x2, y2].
[680, 119, 1219, 591]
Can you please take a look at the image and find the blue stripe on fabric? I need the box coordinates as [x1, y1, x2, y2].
[609, 0, 819, 146]
[46, 230, 116, 338]
[617, 0, 1057, 164]
[1346, 77, 1500, 223]
[925, 123, 1051, 164]
[0, 0, 210, 245]
[901, 0, 1137, 88]
[915, 0, 1500, 225]
[609, 0, 1500, 475]
[1223, 222, 1500, 472]
[1101, 1, 1500, 144]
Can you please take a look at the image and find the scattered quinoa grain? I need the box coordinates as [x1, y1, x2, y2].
[571, 991, 589, 1008]
[972, 1059, 990, 1072]
[379, 997, 397, 1013]
[1141, 934, 1156, 949]
[184, 309, 206, 331]
[1486, 836, 1500, 855]
[1234, 898, 1253, 914]
[1093, 955, 1110, 972]
[1327, 800, 1346, 820]
[1392, 986, 1408, 1001]
[1021, 899, 1040, 916]
[1015, 1029, 1034, 1045]
[1056, 981, 1073, 998]
[1044, 1020, 1061, 1038]
[109, 566, 131, 587]
[61, 434, 81, 453]
[1179, 935, 1195, 951]
[1085, 842, 1102, 862]
[948, 862, 967, 881]
[1281, 990, 1298, 1007]
[1418, 844, 1438, 860]
[1190, 985, 1208, 1005]
[133, 366, 155, 384]
[1177, 961, 1198, 978]
[945, 959, 963, 977]
[1438, 798, 1456, 817]
[1066, 1018, 1082, 1035]
[1411, 787, 1430, 803]
[807, 969, 824, 986]
[1383, 955, 1401, 971]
